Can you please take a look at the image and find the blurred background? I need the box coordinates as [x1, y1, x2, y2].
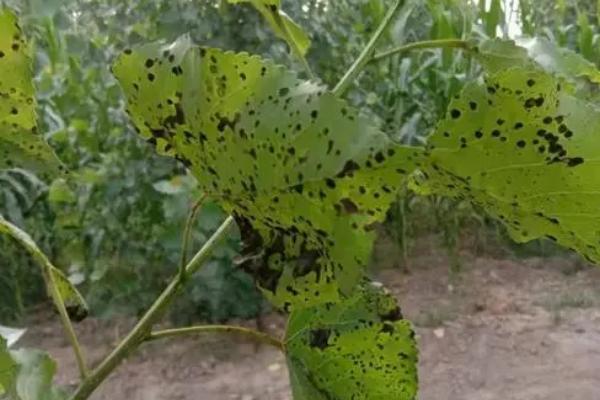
[2, 1, 600, 399]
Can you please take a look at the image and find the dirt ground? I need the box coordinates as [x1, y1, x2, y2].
[20, 243, 600, 400]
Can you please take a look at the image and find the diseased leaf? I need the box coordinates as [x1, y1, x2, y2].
[476, 39, 535, 73]
[0, 8, 64, 179]
[285, 281, 418, 400]
[417, 66, 600, 264]
[515, 37, 600, 84]
[0, 216, 88, 322]
[477, 38, 600, 88]
[113, 37, 422, 310]
[227, 0, 311, 57]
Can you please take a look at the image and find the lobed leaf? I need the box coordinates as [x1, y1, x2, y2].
[0, 8, 64, 179]
[476, 38, 600, 101]
[113, 37, 422, 310]
[416, 65, 600, 264]
[285, 281, 418, 400]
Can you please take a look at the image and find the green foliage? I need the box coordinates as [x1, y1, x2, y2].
[0, 216, 88, 321]
[113, 36, 421, 310]
[0, 338, 17, 396]
[286, 281, 417, 399]
[0, 338, 66, 400]
[0, 8, 63, 179]
[0, 0, 268, 322]
[227, 0, 311, 58]
[0, 169, 46, 226]
[416, 39, 600, 265]
[478, 37, 600, 87]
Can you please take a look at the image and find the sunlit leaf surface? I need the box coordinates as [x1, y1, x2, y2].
[285, 281, 418, 400]
[113, 36, 421, 310]
[417, 64, 600, 264]
[0, 8, 63, 179]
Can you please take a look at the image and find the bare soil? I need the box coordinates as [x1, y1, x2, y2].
[20, 245, 600, 400]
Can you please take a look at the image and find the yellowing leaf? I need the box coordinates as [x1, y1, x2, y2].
[477, 38, 600, 100]
[113, 37, 422, 310]
[0, 8, 64, 179]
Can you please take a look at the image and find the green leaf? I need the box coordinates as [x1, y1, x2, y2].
[285, 281, 418, 400]
[0, 7, 64, 179]
[476, 39, 534, 73]
[113, 37, 421, 310]
[48, 179, 76, 204]
[0, 216, 88, 322]
[0, 338, 18, 397]
[515, 37, 600, 85]
[1, 339, 67, 400]
[576, 11, 593, 62]
[477, 38, 600, 85]
[417, 66, 600, 265]
[227, 0, 311, 57]
[484, 0, 503, 37]
[10, 349, 66, 400]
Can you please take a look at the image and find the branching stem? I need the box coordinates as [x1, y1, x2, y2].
[66, 11, 471, 400]
[70, 217, 236, 400]
[0, 217, 89, 379]
[332, 0, 405, 96]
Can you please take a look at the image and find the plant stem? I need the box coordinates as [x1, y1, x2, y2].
[44, 265, 89, 380]
[70, 216, 236, 400]
[179, 196, 206, 281]
[332, 0, 405, 96]
[370, 38, 470, 62]
[0, 217, 89, 379]
[147, 325, 284, 351]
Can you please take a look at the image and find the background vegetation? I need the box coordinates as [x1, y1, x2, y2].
[0, 0, 597, 325]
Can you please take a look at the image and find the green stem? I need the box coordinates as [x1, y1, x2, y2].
[179, 196, 206, 281]
[70, 216, 235, 400]
[147, 325, 284, 351]
[44, 265, 89, 380]
[0, 217, 89, 379]
[332, 0, 405, 96]
[370, 38, 470, 63]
